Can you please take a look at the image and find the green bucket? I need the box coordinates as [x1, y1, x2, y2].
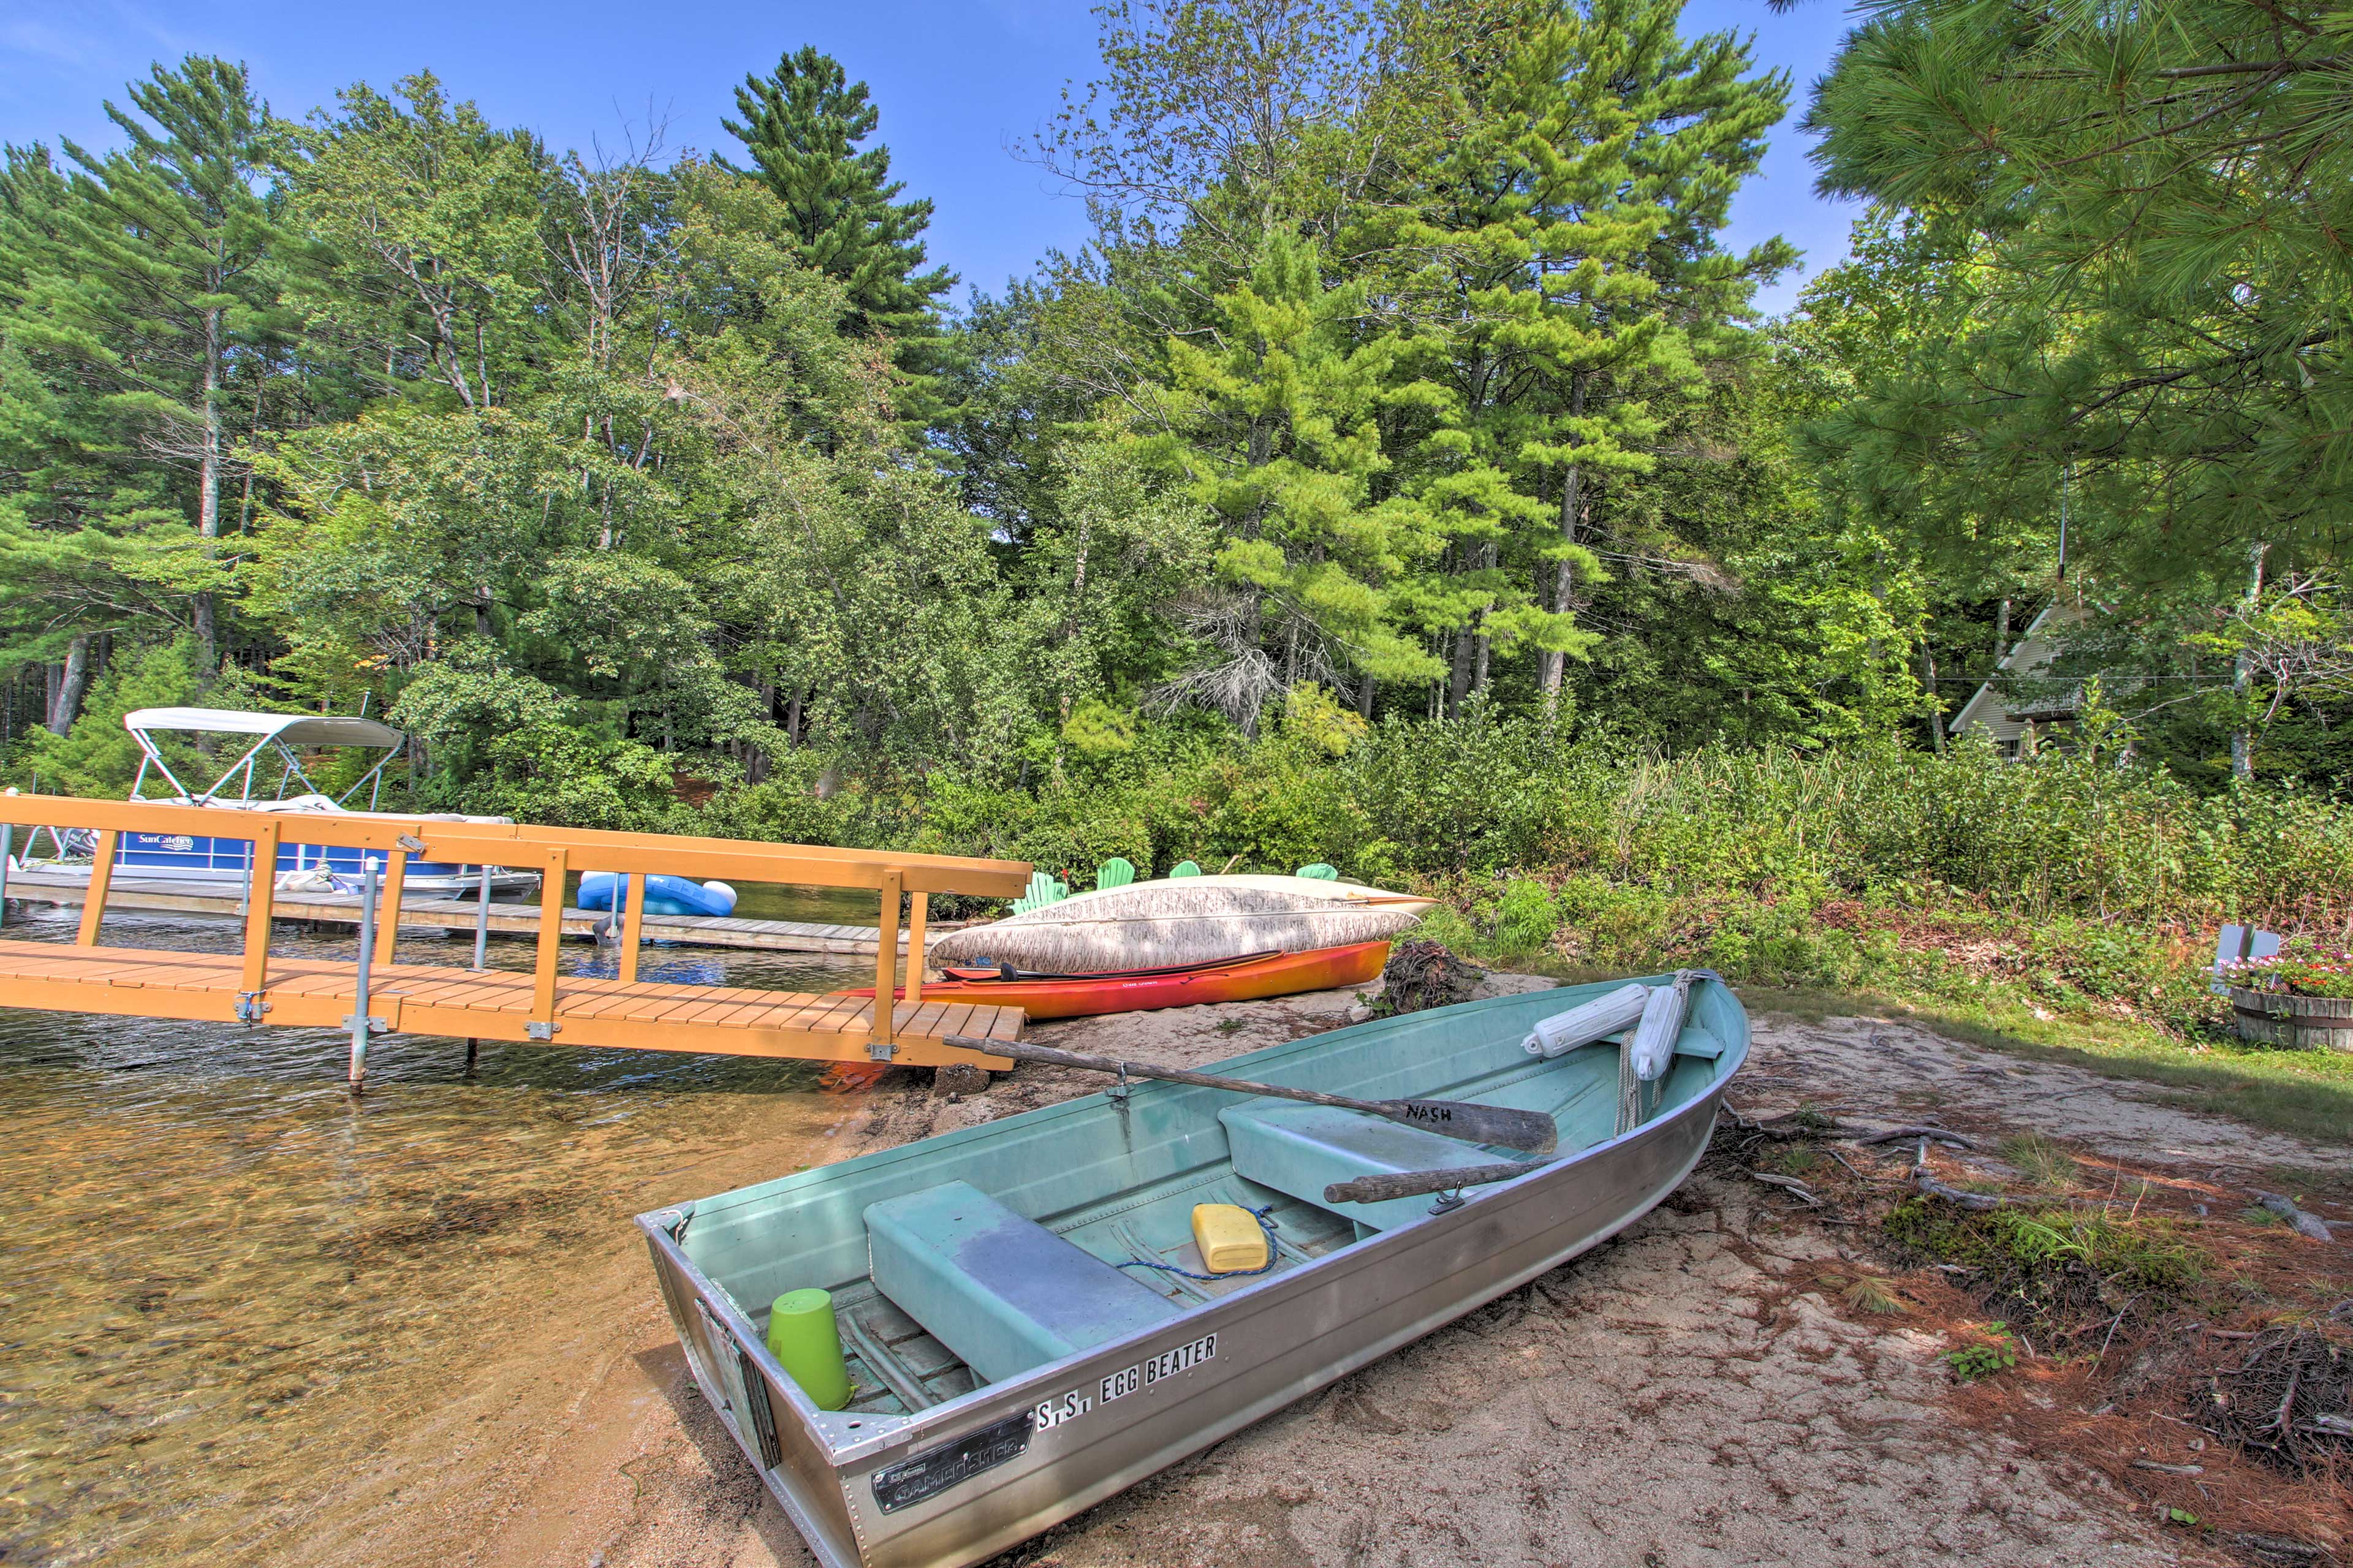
[765, 1288, 852, 1411]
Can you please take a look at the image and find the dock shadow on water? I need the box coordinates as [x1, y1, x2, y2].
[0, 901, 872, 1568]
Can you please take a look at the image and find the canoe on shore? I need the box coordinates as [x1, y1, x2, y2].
[841, 941, 1391, 1020]
[928, 874, 1431, 974]
[637, 972, 1748, 1568]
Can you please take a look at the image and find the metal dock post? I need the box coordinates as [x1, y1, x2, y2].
[348, 857, 379, 1091]
[472, 863, 491, 968]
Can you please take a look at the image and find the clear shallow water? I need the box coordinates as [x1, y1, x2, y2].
[0, 892, 878, 1567]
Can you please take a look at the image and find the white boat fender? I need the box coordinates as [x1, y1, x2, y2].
[1522, 982, 1653, 1058]
[1628, 972, 1699, 1082]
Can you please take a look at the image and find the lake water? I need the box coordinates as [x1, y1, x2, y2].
[0, 885, 882, 1567]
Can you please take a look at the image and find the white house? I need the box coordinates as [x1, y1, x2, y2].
[1947, 600, 2091, 755]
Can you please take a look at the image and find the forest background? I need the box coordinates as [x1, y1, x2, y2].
[3, 0, 2349, 1058]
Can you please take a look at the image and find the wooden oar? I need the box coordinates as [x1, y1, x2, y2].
[944, 1037, 1558, 1154]
[1324, 1159, 1554, 1206]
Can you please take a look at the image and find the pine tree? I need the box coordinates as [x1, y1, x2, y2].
[1804, 0, 2352, 594]
[0, 58, 290, 719]
[1392, 0, 1792, 717]
[78, 59, 292, 671]
[1135, 232, 1444, 725]
[722, 47, 955, 425]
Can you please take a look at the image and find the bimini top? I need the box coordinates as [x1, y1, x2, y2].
[123, 707, 405, 750]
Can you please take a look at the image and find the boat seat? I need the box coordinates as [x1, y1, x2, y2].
[864, 1181, 1181, 1385]
[1220, 1102, 1534, 1232]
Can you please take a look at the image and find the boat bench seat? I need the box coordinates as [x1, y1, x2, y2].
[865, 1180, 1181, 1385]
[1220, 1102, 1536, 1232]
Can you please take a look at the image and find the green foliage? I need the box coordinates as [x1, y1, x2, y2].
[1281, 683, 1367, 757]
[1804, 0, 2352, 607]
[1061, 699, 1138, 763]
[1942, 1325, 2018, 1383]
[18, 637, 218, 798]
[722, 46, 952, 333]
[4, 4, 2350, 901]
[1491, 879, 1563, 955]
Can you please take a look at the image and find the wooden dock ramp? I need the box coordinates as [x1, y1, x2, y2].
[0, 942, 1022, 1065]
[0, 865, 963, 956]
[0, 794, 1031, 1080]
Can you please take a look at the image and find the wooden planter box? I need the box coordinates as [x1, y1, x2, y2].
[2228, 985, 2353, 1052]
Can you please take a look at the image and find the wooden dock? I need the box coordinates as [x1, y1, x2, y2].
[0, 939, 1023, 1066]
[0, 794, 1033, 1080]
[0, 866, 954, 956]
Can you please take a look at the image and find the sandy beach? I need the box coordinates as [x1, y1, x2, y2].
[251, 975, 2353, 1568]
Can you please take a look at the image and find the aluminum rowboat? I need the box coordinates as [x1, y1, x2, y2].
[636, 974, 1748, 1568]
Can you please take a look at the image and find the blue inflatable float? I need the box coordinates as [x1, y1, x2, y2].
[577, 871, 739, 918]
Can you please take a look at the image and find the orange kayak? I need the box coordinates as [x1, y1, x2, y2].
[844, 941, 1392, 1020]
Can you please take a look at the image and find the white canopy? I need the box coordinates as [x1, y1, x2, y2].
[123, 707, 405, 750]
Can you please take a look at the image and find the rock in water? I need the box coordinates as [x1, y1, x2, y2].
[930, 874, 1432, 972]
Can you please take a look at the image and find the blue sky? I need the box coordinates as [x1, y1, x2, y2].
[2, 0, 1864, 315]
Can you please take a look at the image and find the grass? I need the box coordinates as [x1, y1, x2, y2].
[1999, 1132, 2080, 1190]
[1884, 1197, 2208, 1331]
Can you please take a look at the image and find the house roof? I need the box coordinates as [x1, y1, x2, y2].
[1948, 600, 2088, 738]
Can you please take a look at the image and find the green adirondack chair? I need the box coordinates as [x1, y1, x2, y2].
[1096, 858, 1136, 890]
[1011, 871, 1069, 915]
[1168, 860, 1202, 878]
[1297, 863, 1341, 881]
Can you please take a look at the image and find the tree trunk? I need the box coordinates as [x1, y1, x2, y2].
[1471, 542, 1494, 697]
[1991, 597, 2011, 661]
[1539, 374, 1590, 719]
[1920, 638, 1945, 752]
[746, 681, 776, 783]
[191, 305, 225, 674]
[1446, 624, 1474, 718]
[47, 634, 92, 736]
[2231, 543, 2269, 779]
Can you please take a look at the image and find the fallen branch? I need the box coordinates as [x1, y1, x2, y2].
[2272, 1365, 2303, 1445]
[2093, 1296, 2141, 1366]
[1859, 1126, 1977, 1150]
[1729, 1108, 1858, 1142]
[2129, 1460, 2205, 1476]
[1748, 1170, 1823, 1206]
[1822, 1146, 1887, 1184]
[1912, 1167, 2014, 1210]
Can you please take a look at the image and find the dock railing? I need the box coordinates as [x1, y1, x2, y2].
[0, 792, 1031, 1066]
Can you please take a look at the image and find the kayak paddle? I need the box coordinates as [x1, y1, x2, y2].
[944, 1037, 1558, 1154]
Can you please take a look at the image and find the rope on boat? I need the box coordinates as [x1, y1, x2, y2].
[1117, 1204, 1282, 1282]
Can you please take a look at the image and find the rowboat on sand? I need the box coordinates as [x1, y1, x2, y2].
[637, 972, 1745, 1568]
[841, 940, 1392, 1020]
